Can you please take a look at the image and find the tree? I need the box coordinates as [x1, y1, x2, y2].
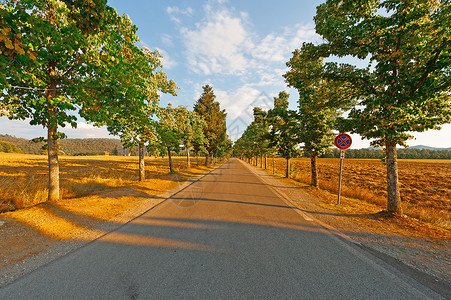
[180, 109, 207, 168]
[267, 92, 301, 178]
[285, 43, 353, 187]
[312, 0, 451, 214]
[193, 85, 227, 166]
[100, 48, 177, 181]
[1, 1, 141, 201]
[156, 104, 191, 173]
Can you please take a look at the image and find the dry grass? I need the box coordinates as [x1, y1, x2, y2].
[260, 157, 450, 230]
[0, 153, 209, 211]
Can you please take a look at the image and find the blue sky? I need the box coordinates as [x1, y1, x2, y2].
[1, 0, 450, 149]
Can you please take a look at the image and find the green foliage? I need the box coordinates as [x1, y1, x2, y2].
[0, 139, 22, 153]
[157, 104, 186, 154]
[233, 107, 273, 159]
[193, 85, 227, 159]
[0, 134, 123, 155]
[313, 0, 451, 147]
[267, 91, 301, 160]
[285, 43, 355, 157]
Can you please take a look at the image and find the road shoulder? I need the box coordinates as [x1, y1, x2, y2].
[0, 163, 223, 287]
[239, 159, 451, 298]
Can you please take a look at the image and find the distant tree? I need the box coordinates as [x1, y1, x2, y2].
[267, 92, 301, 178]
[310, 0, 451, 214]
[178, 109, 207, 168]
[193, 85, 227, 166]
[156, 104, 184, 173]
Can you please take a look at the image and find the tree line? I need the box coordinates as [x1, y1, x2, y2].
[0, 134, 123, 155]
[1, 1, 231, 203]
[320, 148, 451, 160]
[0, 139, 23, 153]
[234, 0, 450, 215]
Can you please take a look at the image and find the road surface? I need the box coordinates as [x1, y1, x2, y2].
[0, 159, 444, 299]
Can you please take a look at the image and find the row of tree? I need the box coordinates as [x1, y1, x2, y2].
[0, 139, 23, 153]
[0, 134, 123, 155]
[321, 148, 451, 160]
[0, 1, 231, 203]
[234, 0, 450, 215]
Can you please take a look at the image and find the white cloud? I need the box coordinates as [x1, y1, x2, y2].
[215, 85, 269, 120]
[156, 48, 178, 69]
[181, 6, 251, 75]
[176, 2, 317, 88]
[161, 34, 174, 47]
[167, 6, 194, 24]
[60, 122, 114, 139]
[253, 24, 317, 63]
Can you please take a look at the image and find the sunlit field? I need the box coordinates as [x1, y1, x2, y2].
[0, 153, 208, 211]
[262, 157, 450, 230]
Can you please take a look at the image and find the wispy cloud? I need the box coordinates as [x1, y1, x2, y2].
[168, 1, 318, 132]
[180, 6, 251, 75]
[174, 2, 317, 83]
[161, 33, 174, 47]
[167, 6, 194, 24]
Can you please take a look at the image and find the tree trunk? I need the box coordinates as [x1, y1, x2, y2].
[196, 152, 199, 166]
[286, 157, 290, 178]
[205, 152, 209, 166]
[138, 142, 145, 181]
[310, 152, 318, 187]
[386, 143, 402, 214]
[264, 155, 267, 170]
[47, 119, 60, 202]
[168, 148, 173, 173]
[186, 147, 190, 168]
[273, 157, 275, 175]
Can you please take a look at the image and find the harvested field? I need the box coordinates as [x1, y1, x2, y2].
[261, 157, 450, 230]
[0, 154, 208, 211]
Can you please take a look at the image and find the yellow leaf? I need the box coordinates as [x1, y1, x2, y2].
[28, 51, 37, 61]
[5, 40, 14, 49]
[125, 36, 131, 42]
[16, 33, 22, 38]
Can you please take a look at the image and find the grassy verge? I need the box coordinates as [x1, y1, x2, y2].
[0, 154, 215, 212]
[251, 157, 450, 232]
[0, 154, 220, 242]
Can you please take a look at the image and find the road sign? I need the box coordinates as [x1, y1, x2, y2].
[334, 134, 352, 150]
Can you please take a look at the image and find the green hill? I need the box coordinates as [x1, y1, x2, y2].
[0, 139, 23, 153]
[0, 134, 123, 155]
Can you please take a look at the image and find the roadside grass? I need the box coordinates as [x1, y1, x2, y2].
[0, 153, 217, 245]
[255, 157, 450, 231]
[0, 153, 211, 212]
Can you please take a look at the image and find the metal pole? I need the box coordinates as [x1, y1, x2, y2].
[337, 150, 345, 205]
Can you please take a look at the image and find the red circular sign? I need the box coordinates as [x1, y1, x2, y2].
[334, 134, 352, 150]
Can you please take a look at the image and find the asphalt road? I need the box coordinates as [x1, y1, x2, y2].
[0, 159, 444, 299]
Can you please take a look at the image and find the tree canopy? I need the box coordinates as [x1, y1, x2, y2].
[193, 85, 228, 166]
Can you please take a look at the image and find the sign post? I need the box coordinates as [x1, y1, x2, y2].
[334, 134, 352, 205]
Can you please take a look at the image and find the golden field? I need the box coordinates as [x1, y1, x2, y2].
[263, 157, 450, 230]
[0, 153, 208, 211]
